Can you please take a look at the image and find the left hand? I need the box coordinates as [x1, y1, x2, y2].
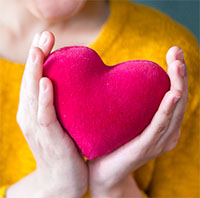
[87, 46, 188, 197]
[14, 31, 88, 198]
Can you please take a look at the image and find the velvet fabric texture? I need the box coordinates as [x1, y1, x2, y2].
[1, 1, 199, 197]
[43, 46, 170, 159]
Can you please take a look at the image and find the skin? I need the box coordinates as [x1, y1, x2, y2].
[22, 0, 87, 22]
[0, 0, 109, 63]
[1, 0, 188, 198]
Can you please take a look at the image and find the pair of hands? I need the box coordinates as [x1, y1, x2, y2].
[16, 31, 188, 198]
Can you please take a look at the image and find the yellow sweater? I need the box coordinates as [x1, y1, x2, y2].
[0, 0, 199, 197]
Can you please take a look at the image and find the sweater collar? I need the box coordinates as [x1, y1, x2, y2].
[89, 0, 128, 57]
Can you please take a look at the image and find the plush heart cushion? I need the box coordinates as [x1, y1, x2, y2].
[43, 46, 170, 160]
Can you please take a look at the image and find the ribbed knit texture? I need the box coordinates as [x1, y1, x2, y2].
[0, 0, 199, 197]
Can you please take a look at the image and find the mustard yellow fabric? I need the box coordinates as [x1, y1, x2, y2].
[0, 0, 199, 197]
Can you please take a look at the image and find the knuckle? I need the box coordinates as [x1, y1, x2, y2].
[173, 90, 183, 98]
[38, 117, 47, 127]
[172, 60, 182, 69]
[156, 124, 167, 135]
[162, 108, 172, 118]
[162, 108, 168, 116]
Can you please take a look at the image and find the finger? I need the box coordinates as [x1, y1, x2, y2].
[166, 46, 184, 66]
[37, 78, 73, 146]
[17, 47, 45, 152]
[88, 91, 181, 181]
[22, 47, 44, 108]
[38, 77, 57, 126]
[158, 86, 188, 146]
[37, 31, 55, 58]
[31, 32, 41, 47]
[156, 48, 188, 145]
[21, 31, 55, 110]
[169, 129, 181, 146]
[168, 60, 185, 91]
[140, 89, 182, 145]
[20, 33, 40, 86]
[166, 46, 186, 92]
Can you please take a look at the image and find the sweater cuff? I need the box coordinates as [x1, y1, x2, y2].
[0, 185, 9, 198]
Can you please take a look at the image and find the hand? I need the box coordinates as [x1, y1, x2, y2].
[88, 46, 188, 197]
[16, 31, 88, 198]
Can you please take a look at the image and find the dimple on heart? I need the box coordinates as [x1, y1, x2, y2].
[43, 46, 170, 160]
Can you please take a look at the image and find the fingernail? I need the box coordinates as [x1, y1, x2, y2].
[29, 48, 37, 64]
[179, 64, 185, 77]
[39, 32, 48, 46]
[173, 95, 181, 104]
[177, 49, 184, 61]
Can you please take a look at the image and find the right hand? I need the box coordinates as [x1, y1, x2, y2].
[88, 46, 188, 197]
[16, 31, 88, 198]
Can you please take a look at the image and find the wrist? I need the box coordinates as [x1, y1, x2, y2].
[90, 175, 143, 198]
[90, 176, 128, 198]
[35, 169, 86, 198]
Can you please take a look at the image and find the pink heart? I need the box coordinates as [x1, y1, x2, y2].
[43, 46, 170, 159]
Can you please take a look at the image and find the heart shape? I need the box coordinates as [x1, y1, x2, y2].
[43, 46, 170, 159]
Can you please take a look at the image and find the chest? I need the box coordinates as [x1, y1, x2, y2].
[0, 59, 155, 190]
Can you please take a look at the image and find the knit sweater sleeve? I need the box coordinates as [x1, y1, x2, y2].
[0, 185, 9, 198]
[0, 61, 9, 198]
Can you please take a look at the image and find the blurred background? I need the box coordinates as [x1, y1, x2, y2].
[132, 0, 200, 43]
